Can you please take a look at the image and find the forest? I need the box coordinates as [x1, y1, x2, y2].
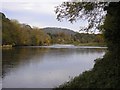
[1, 12, 105, 47]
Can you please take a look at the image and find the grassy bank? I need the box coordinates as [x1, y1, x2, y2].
[54, 52, 119, 89]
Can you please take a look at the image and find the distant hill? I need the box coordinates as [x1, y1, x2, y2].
[42, 27, 77, 35]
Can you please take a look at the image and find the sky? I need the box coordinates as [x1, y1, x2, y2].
[1, 0, 88, 32]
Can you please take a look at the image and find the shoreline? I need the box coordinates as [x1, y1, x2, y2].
[0, 45, 12, 48]
[1, 43, 107, 48]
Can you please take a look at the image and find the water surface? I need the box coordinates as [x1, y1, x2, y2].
[2, 45, 106, 88]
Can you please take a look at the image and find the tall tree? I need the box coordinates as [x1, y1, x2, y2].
[55, 1, 120, 88]
[55, 2, 107, 32]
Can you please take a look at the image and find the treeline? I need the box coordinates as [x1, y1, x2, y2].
[2, 13, 51, 46]
[47, 32, 105, 45]
[1, 12, 105, 46]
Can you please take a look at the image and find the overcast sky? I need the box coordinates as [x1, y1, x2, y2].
[1, 0, 88, 32]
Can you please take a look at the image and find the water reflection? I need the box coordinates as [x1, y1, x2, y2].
[2, 47, 49, 78]
[2, 46, 106, 88]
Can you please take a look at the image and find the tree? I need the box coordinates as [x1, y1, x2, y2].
[55, 1, 120, 88]
[103, 2, 120, 54]
[94, 34, 104, 43]
[55, 1, 120, 54]
[2, 14, 19, 45]
[1, 13, 51, 46]
[55, 2, 107, 32]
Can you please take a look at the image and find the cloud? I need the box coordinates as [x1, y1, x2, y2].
[2, 2, 53, 14]
[1, 0, 69, 14]
[1, 0, 68, 3]
[1, 0, 88, 32]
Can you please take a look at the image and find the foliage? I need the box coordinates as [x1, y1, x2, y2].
[55, 2, 108, 32]
[1, 12, 104, 46]
[1, 13, 51, 46]
[2, 14, 20, 45]
[103, 2, 120, 54]
[74, 33, 105, 44]
[54, 1, 120, 89]
[55, 52, 120, 89]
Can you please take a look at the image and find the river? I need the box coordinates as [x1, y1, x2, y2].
[2, 45, 106, 88]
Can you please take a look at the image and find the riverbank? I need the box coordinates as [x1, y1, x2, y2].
[54, 51, 119, 89]
[74, 43, 106, 47]
[1, 43, 106, 48]
[1, 45, 12, 48]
